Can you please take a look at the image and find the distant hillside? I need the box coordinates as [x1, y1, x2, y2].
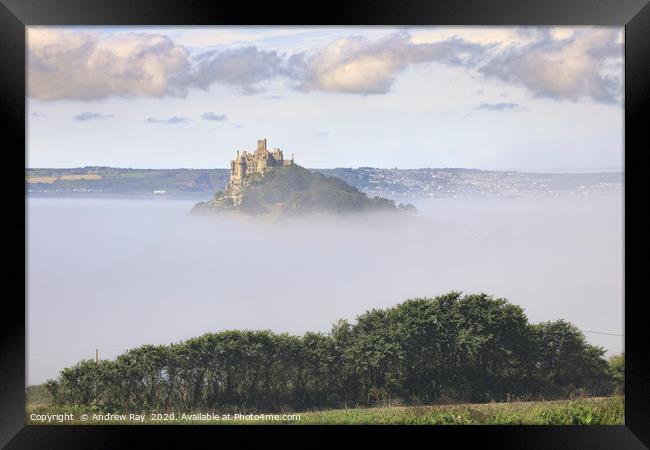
[26, 166, 622, 199]
[192, 164, 414, 217]
[26, 167, 229, 197]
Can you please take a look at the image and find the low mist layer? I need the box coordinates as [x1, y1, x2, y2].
[27, 195, 623, 385]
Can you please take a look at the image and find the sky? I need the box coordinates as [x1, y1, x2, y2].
[26, 26, 624, 171]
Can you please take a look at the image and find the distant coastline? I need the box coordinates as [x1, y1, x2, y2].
[26, 166, 623, 200]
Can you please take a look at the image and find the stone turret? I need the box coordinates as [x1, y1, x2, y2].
[257, 139, 267, 152]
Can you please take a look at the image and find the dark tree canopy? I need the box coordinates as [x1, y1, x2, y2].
[44, 292, 616, 412]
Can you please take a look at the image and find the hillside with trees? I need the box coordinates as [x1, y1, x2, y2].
[41, 292, 618, 413]
[192, 164, 415, 216]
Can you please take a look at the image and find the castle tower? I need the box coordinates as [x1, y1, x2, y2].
[230, 150, 247, 185]
[272, 148, 284, 163]
[257, 138, 267, 153]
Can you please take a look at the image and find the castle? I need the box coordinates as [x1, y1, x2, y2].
[229, 138, 294, 185]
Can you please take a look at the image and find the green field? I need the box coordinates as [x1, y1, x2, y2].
[27, 396, 623, 425]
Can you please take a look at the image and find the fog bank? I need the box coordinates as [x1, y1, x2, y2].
[27, 195, 623, 385]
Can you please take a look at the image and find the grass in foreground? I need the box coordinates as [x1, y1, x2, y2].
[27, 396, 623, 425]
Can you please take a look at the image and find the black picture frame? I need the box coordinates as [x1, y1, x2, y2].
[1, 0, 647, 447]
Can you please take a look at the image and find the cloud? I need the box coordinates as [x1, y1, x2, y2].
[73, 111, 114, 121]
[480, 29, 623, 104]
[28, 29, 284, 100]
[201, 112, 227, 121]
[288, 32, 487, 95]
[145, 116, 191, 124]
[28, 28, 190, 101]
[410, 28, 537, 47]
[188, 47, 285, 94]
[27, 27, 623, 104]
[476, 102, 522, 112]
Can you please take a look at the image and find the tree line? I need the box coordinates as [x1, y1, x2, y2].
[44, 292, 621, 412]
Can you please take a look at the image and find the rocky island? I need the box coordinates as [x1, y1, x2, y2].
[192, 138, 415, 217]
